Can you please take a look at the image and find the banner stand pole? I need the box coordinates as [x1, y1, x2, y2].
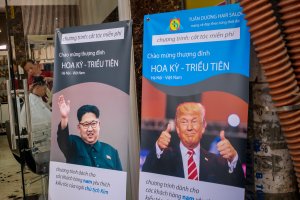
[118, 1, 140, 200]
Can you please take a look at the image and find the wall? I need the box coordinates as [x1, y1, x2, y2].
[78, 0, 117, 25]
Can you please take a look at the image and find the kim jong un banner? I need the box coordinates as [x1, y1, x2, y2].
[140, 4, 249, 200]
[49, 21, 132, 200]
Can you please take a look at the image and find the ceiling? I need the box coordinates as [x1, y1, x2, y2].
[0, 0, 78, 12]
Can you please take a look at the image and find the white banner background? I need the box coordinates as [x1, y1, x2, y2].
[139, 172, 244, 200]
[49, 161, 126, 200]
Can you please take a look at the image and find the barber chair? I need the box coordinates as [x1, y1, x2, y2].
[6, 79, 50, 189]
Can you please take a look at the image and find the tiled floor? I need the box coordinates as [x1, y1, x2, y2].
[0, 135, 48, 200]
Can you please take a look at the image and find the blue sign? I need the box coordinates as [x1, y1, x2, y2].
[143, 4, 250, 92]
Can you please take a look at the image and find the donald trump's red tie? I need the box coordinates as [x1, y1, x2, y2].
[188, 150, 198, 180]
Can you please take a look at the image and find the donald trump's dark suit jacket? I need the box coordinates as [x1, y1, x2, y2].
[142, 145, 244, 188]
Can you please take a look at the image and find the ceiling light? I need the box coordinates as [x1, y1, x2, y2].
[0, 45, 7, 50]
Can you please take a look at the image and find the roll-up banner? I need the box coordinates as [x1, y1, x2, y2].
[49, 21, 132, 200]
[140, 4, 249, 200]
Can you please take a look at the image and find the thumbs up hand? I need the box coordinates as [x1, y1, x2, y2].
[217, 130, 237, 163]
[157, 124, 172, 150]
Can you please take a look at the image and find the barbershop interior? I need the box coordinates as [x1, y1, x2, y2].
[0, 0, 300, 200]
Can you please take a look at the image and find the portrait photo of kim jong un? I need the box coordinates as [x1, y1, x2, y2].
[56, 95, 122, 171]
[50, 82, 130, 172]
